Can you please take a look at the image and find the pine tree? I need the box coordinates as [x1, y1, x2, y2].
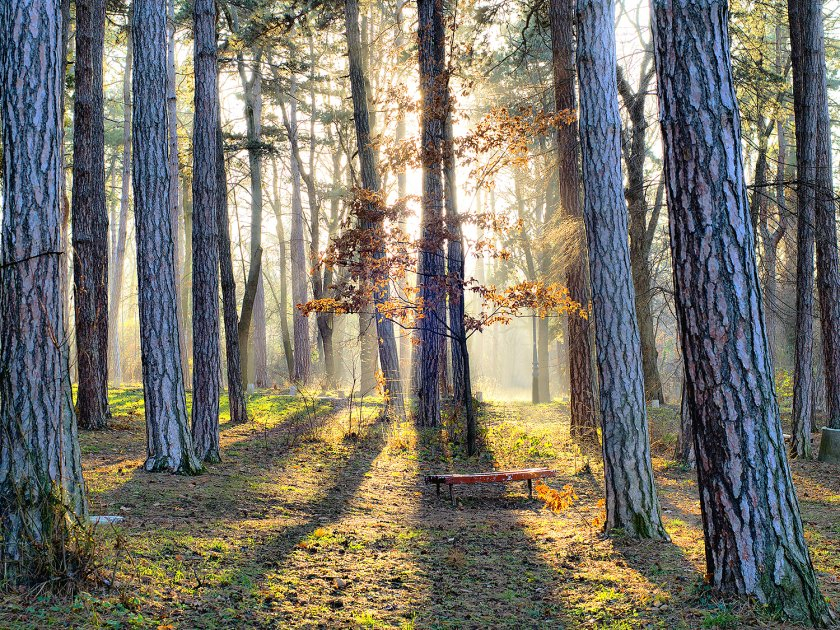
[132, 0, 201, 474]
[652, 0, 830, 622]
[72, 0, 110, 430]
[577, 0, 667, 538]
[0, 0, 88, 582]
[190, 0, 222, 463]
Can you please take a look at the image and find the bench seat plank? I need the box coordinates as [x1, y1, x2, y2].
[425, 468, 556, 486]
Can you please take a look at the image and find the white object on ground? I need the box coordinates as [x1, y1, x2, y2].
[90, 515, 125, 525]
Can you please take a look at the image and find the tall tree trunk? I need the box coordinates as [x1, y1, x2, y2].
[132, 0, 201, 474]
[759, 109, 788, 366]
[286, 78, 312, 384]
[577, 0, 666, 538]
[549, 0, 598, 440]
[304, 34, 334, 385]
[652, 1, 830, 622]
[167, 0, 188, 388]
[359, 313, 378, 394]
[789, 0, 818, 458]
[748, 122, 772, 235]
[61, 0, 73, 385]
[628, 185, 664, 404]
[181, 173, 193, 368]
[674, 376, 695, 469]
[800, 0, 840, 431]
[0, 0, 88, 582]
[395, 0, 412, 394]
[536, 188, 553, 395]
[345, 0, 404, 414]
[107, 152, 119, 261]
[415, 0, 447, 427]
[538, 317, 551, 402]
[514, 170, 541, 405]
[469, 189, 485, 384]
[72, 0, 110, 429]
[271, 161, 295, 378]
[236, 51, 267, 386]
[190, 0, 221, 463]
[319, 147, 341, 388]
[216, 121, 248, 424]
[443, 110, 467, 407]
[253, 278, 268, 386]
[109, 23, 132, 385]
[536, 166, 554, 404]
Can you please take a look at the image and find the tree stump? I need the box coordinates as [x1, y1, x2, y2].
[817, 427, 840, 463]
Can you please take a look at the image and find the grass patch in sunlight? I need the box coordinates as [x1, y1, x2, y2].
[485, 421, 558, 468]
[701, 608, 740, 628]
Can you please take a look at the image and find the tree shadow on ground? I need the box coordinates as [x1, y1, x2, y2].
[396, 416, 580, 628]
[80, 397, 384, 624]
[83, 393, 334, 516]
[165, 424, 389, 628]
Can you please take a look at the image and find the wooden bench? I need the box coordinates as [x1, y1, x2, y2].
[425, 468, 557, 506]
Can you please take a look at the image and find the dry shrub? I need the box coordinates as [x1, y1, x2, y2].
[2, 492, 127, 599]
[534, 481, 577, 514]
[385, 421, 418, 454]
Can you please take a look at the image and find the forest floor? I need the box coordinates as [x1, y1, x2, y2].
[0, 388, 837, 629]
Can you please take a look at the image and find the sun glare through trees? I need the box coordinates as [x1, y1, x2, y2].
[0, 0, 838, 627]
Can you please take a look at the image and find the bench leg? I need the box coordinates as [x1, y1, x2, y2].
[450, 484, 455, 507]
[436, 482, 441, 497]
[528, 478, 533, 499]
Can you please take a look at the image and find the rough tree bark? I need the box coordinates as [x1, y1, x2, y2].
[190, 0, 221, 463]
[789, 0, 818, 458]
[652, 0, 830, 622]
[358, 28, 381, 396]
[415, 0, 447, 428]
[795, 0, 840, 431]
[167, 0, 188, 387]
[0, 0, 88, 582]
[72, 0, 110, 430]
[345, 0, 404, 415]
[549, 0, 598, 441]
[443, 108, 477, 450]
[132, 0, 201, 474]
[109, 23, 132, 385]
[216, 121, 248, 424]
[577, 0, 667, 538]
